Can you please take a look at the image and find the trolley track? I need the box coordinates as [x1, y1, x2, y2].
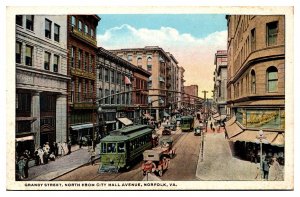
[54, 127, 190, 181]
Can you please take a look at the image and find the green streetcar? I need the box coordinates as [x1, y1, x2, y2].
[98, 125, 154, 172]
[180, 115, 194, 132]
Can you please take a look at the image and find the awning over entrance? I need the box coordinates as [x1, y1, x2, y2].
[225, 122, 243, 139]
[16, 135, 34, 142]
[164, 112, 170, 117]
[225, 116, 236, 126]
[212, 113, 220, 119]
[16, 117, 37, 121]
[143, 113, 154, 120]
[229, 130, 278, 144]
[70, 123, 93, 130]
[271, 133, 285, 147]
[117, 117, 133, 126]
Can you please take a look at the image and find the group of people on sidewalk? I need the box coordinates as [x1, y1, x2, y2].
[255, 156, 283, 181]
[16, 141, 72, 180]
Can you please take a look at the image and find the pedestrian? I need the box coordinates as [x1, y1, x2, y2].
[210, 122, 213, 130]
[89, 151, 96, 165]
[49, 152, 56, 161]
[17, 156, 26, 180]
[262, 157, 270, 180]
[254, 166, 262, 180]
[34, 148, 39, 165]
[23, 150, 30, 178]
[37, 147, 44, 165]
[67, 140, 72, 155]
[271, 157, 281, 180]
[54, 142, 58, 157]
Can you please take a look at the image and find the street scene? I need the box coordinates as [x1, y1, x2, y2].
[11, 10, 288, 189]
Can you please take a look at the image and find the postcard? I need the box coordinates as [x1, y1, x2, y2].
[6, 5, 294, 191]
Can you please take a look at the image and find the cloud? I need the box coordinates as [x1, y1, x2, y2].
[97, 24, 227, 98]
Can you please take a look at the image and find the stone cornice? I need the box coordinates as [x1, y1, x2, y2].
[17, 64, 70, 81]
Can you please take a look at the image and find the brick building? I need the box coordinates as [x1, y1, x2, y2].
[109, 46, 179, 121]
[225, 15, 285, 162]
[67, 15, 100, 145]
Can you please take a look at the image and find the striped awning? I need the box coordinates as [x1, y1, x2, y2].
[225, 116, 236, 126]
[271, 133, 285, 147]
[225, 122, 243, 139]
[229, 130, 278, 144]
[117, 117, 133, 126]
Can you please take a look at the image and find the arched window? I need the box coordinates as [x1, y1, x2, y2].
[147, 57, 152, 71]
[267, 66, 278, 92]
[251, 70, 256, 94]
[137, 57, 142, 67]
[111, 90, 114, 104]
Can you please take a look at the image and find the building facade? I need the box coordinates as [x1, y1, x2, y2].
[184, 85, 199, 112]
[166, 53, 180, 115]
[213, 50, 228, 116]
[178, 66, 185, 110]
[110, 46, 177, 121]
[16, 15, 69, 155]
[97, 47, 150, 133]
[226, 15, 285, 163]
[67, 15, 100, 145]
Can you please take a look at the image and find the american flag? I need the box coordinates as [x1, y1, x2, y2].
[124, 76, 131, 85]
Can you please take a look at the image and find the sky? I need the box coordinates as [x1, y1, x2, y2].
[96, 14, 228, 98]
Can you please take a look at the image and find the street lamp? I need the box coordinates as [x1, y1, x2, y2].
[255, 130, 269, 179]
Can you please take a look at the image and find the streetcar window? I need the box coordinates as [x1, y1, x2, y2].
[101, 143, 107, 153]
[118, 143, 125, 153]
[107, 143, 116, 153]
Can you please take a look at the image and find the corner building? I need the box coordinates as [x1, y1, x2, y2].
[226, 15, 285, 163]
[67, 15, 100, 144]
[110, 46, 179, 121]
[16, 15, 69, 155]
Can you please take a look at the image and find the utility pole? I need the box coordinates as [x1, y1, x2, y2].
[200, 90, 208, 162]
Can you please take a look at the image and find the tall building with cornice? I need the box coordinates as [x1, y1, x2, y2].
[16, 15, 69, 155]
[67, 15, 100, 145]
[109, 46, 178, 121]
[226, 15, 285, 163]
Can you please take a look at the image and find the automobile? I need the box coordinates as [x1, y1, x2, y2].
[162, 129, 172, 136]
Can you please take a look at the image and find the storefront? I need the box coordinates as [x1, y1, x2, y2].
[70, 123, 93, 145]
[225, 114, 284, 164]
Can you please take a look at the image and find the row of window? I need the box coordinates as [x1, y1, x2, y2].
[233, 66, 278, 99]
[71, 16, 95, 38]
[98, 88, 131, 105]
[16, 15, 61, 43]
[16, 42, 61, 72]
[70, 80, 94, 103]
[233, 21, 279, 71]
[70, 46, 94, 72]
[98, 67, 131, 85]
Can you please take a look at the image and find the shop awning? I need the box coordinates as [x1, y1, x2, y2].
[70, 123, 93, 130]
[225, 122, 243, 139]
[143, 113, 154, 120]
[212, 113, 220, 118]
[271, 133, 284, 147]
[225, 116, 236, 126]
[117, 117, 133, 126]
[164, 112, 170, 117]
[16, 117, 37, 121]
[16, 135, 34, 142]
[230, 130, 278, 144]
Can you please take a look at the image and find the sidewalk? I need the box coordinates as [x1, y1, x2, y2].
[196, 132, 259, 180]
[25, 145, 100, 181]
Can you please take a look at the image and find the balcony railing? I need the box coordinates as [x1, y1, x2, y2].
[72, 27, 97, 46]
